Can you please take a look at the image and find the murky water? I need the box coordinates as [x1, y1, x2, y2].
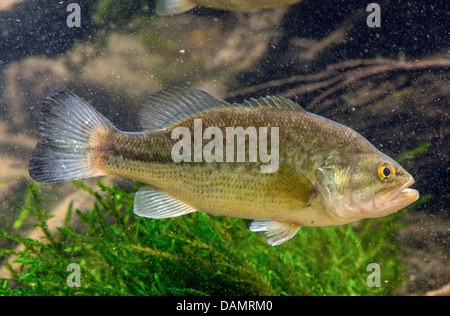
[0, 0, 448, 297]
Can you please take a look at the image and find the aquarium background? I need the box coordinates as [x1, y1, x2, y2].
[0, 0, 448, 295]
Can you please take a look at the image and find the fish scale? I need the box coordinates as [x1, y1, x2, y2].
[99, 109, 320, 217]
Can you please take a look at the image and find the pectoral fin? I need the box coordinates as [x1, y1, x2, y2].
[134, 185, 195, 219]
[272, 164, 317, 204]
[249, 220, 302, 246]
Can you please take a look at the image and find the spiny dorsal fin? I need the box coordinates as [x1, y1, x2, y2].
[139, 87, 305, 131]
[133, 185, 196, 219]
[272, 163, 317, 204]
[249, 220, 302, 246]
[139, 87, 231, 131]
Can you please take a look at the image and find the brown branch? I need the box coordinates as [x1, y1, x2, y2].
[279, 74, 345, 100]
[224, 59, 390, 99]
[224, 58, 450, 108]
[305, 59, 450, 110]
[223, 70, 339, 99]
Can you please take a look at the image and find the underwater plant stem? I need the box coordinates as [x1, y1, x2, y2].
[225, 58, 450, 109]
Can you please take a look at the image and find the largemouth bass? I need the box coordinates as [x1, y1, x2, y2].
[29, 87, 419, 245]
[155, 0, 302, 15]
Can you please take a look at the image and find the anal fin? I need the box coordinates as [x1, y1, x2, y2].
[249, 220, 302, 246]
[134, 185, 195, 219]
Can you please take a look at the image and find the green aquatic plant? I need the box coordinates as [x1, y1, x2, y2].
[396, 141, 431, 166]
[92, 0, 150, 27]
[0, 181, 414, 296]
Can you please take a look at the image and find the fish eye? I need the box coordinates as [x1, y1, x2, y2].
[378, 163, 395, 181]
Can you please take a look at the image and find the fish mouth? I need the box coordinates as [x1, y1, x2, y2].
[372, 178, 419, 218]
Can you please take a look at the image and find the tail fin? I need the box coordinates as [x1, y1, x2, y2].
[29, 88, 113, 183]
[155, 0, 197, 16]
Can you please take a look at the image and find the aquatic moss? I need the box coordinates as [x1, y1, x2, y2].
[92, 0, 149, 27]
[0, 181, 412, 296]
[396, 141, 431, 166]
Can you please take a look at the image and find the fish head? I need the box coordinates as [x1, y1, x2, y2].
[317, 150, 419, 221]
[347, 152, 419, 219]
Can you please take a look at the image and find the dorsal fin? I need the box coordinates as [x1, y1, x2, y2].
[139, 87, 231, 131]
[238, 96, 305, 111]
[139, 87, 305, 131]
